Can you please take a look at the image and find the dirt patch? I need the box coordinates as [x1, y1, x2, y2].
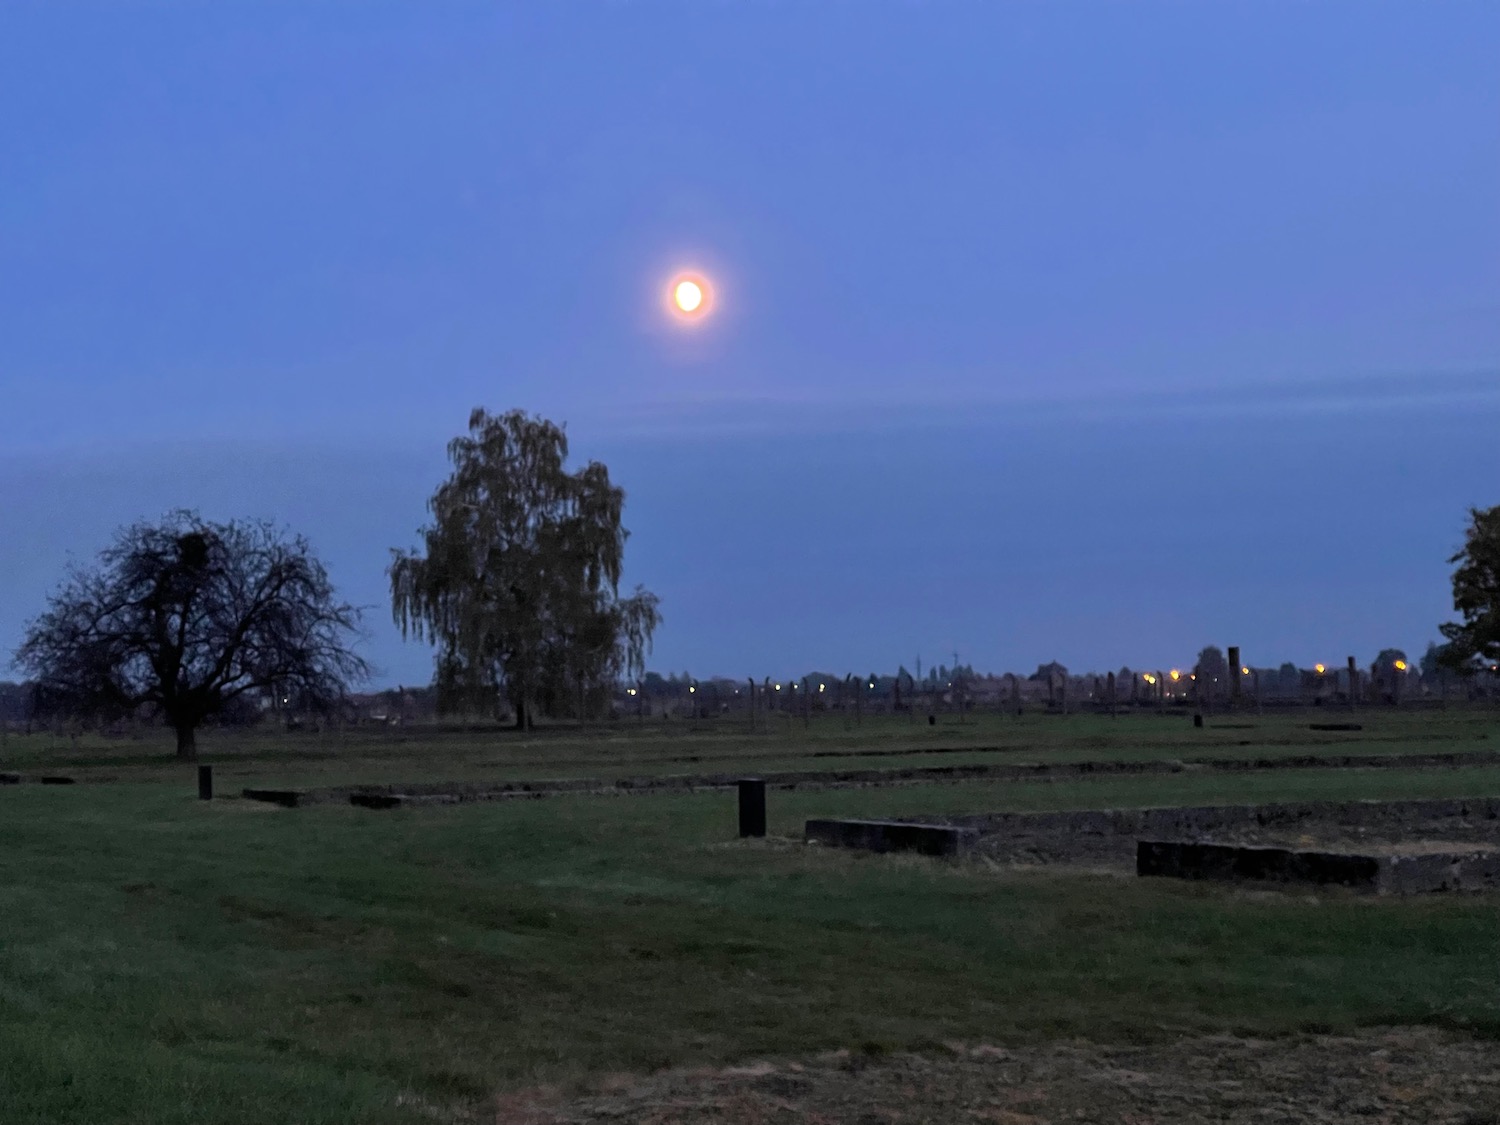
[488, 1027, 1500, 1124]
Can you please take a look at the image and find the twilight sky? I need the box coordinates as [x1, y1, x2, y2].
[2, 3, 1497, 688]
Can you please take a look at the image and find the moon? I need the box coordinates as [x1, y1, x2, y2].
[666, 272, 713, 321]
[674, 279, 703, 313]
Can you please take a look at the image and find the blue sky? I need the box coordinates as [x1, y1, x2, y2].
[2, 3, 1497, 687]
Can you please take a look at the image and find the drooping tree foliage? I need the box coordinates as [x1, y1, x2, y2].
[1438, 504, 1500, 674]
[13, 511, 369, 759]
[388, 409, 661, 729]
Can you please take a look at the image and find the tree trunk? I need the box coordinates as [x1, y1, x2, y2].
[175, 722, 198, 761]
[513, 698, 530, 732]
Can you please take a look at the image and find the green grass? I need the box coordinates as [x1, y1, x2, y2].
[2, 756, 1499, 1124]
[771, 764, 1500, 822]
[4, 708, 1497, 790]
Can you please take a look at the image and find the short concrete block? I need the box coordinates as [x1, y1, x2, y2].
[349, 792, 460, 809]
[1138, 839, 1500, 893]
[1138, 840, 1379, 888]
[241, 788, 305, 807]
[348, 792, 403, 809]
[805, 818, 976, 857]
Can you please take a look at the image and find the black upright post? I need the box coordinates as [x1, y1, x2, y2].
[737, 777, 766, 838]
[197, 764, 213, 801]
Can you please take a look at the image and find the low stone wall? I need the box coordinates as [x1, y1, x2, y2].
[347, 792, 463, 809]
[1138, 839, 1500, 893]
[1138, 841, 1380, 888]
[241, 787, 347, 808]
[238, 753, 1500, 810]
[805, 818, 976, 857]
[803, 799, 1500, 875]
[904, 797, 1500, 868]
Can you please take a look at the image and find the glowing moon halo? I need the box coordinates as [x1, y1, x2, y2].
[666, 272, 713, 321]
[674, 280, 703, 312]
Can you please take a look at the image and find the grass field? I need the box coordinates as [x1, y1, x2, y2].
[4, 708, 1497, 788]
[2, 711, 1498, 1123]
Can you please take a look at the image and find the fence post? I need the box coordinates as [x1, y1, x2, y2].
[1228, 647, 1241, 707]
[737, 778, 766, 838]
[1347, 656, 1358, 711]
[1107, 671, 1117, 718]
[197, 764, 213, 801]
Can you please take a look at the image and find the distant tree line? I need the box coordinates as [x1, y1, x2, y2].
[7, 456, 1499, 753]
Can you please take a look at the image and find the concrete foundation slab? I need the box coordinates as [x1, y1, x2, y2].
[805, 818, 976, 857]
[349, 792, 461, 809]
[241, 788, 309, 807]
[1138, 839, 1500, 893]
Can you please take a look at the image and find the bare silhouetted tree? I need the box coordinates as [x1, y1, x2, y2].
[14, 511, 369, 759]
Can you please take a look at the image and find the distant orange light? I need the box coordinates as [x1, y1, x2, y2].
[1393, 660, 1407, 671]
[1315, 664, 1326, 674]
